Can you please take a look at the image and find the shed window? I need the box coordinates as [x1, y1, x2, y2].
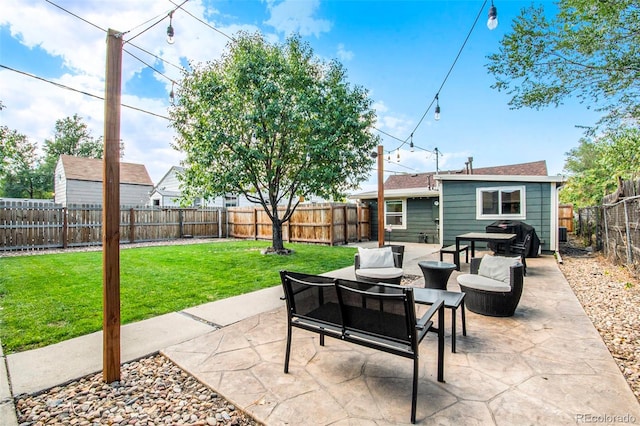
[384, 199, 406, 229]
[476, 186, 526, 220]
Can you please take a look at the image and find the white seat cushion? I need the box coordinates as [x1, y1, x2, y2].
[358, 246, 395, 268]
[478, 255, 520, 283]
[357, 267, 403, 280]
[457, 273, 511, 292]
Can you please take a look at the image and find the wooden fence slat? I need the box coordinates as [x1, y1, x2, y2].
[0, 202, 370, 251]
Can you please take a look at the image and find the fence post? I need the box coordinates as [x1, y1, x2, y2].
[178, 209, 184, 238]
[328, 204, 334, 246]
[603, 204, 610, 256]
[129, 208, 135, 243]
[62, 207, 68, 249]
[623, 199, 633, 264]
[254, 208, 258, 240]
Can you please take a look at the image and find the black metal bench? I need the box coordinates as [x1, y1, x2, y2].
[280, 271, 445, 424]
[440, 244, 469, 264]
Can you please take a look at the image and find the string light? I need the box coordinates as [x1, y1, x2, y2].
[167, 11, 175, 44]
[487, 1, 498, 30]
[396, 149, 400, 162]
[410, 134, 414, 152]
[434, 94, 441, 121]
[169, 81, 175, 104]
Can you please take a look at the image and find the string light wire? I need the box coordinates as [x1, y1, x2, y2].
[0, 64, 171, 121]
[381, 0, 488, 155]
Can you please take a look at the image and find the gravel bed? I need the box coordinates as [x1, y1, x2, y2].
[558, 237, 640, 403]
[15, 354, 260, 425]
[11, 237, 640, 424]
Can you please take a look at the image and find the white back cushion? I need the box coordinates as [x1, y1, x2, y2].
[358, 246, 395, 269]
[478, 255, 520, 283]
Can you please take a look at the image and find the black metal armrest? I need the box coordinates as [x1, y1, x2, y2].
[416, 298, 444, 329]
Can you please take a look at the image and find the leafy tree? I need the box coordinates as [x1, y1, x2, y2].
[1, 111, 110, 198]
[487, 0, 640, 128]
[560, 127, 640, 207]
[41, 114, 104, 174]
[170, 32, 379, 253]
[0, 126, 48, 198]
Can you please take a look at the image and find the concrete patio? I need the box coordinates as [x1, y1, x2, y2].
[162, 243, 640, 425]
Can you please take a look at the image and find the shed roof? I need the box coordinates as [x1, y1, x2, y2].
[59, 155, 153, 186]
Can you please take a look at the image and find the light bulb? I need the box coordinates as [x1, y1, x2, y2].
[167, 25, 175, 44]
[410, 141, 414, 152]
[434, 105, 441, 121]
[487, 4, 498, 30]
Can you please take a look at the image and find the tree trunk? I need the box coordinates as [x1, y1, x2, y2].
[272, 219, 285, 252]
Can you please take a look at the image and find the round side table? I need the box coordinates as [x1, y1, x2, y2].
[418, 260, 456, 290]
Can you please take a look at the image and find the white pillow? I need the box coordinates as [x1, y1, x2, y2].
[478, 255, 520, 283]
[358, 247, 395, 269]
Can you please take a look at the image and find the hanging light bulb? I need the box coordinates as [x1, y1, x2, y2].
[388, 154, 391, 161]
[396, 149, 400, 162]
[410, 134, 414, 152]
[169, 81, 175, 104]
[434, 95, 441, 121]
[167, 12, 175, 44]
[306, 152, 311, 162]
[487, 1, 498, 30]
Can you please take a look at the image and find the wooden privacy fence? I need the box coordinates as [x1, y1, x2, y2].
[558, 204, 574, 232]
[227, 203, 369, 245]
[0, 201, 222, 251]
[1, 201, 371, 251]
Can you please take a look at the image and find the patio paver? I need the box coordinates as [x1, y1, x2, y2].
[163, 246, 640, 425]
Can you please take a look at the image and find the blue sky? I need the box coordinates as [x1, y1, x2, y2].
[0, 0, 601, 191]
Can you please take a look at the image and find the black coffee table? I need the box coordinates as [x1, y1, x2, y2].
[418, 260, 456, 290]
[414, 287, 466, 353]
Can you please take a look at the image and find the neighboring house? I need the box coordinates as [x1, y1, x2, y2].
[149, 166, 252, 208]
[349, 160, 561, 252]
[54, 155, 153, 206]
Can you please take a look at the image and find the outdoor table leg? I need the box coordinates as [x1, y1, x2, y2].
[455, 239, 461, 270]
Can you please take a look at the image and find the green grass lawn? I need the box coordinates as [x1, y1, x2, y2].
[0, 240, 356, 354]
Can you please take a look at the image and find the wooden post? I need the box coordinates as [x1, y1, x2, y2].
[377, 145, 384, 247]
[102, 28, 123, 383]
[129, 208, 135, 243]
[62, 207, 68, 249]
[254, 208, 258, 240]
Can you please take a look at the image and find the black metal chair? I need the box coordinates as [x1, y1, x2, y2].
[334, 279, 443, 424]
[280, 271, 445, 424]
[510, 233, 532, 275]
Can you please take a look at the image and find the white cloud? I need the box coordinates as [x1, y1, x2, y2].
[337, 43, 353, 61]
[264, 0, 331, 37]
[0, 0, 256, 183]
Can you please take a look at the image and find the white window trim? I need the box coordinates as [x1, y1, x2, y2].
[384, 199, 407, 230]
[476, 186, 526, 220]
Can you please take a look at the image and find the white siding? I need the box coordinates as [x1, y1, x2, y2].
[53, 159, 67, 205]
[64, 180, 151, 206]
[66, 180, 103, 205]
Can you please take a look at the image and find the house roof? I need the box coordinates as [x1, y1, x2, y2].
[467, 160, 548, 176]
[59, 155, 153, 186]
[384, 160, 548, 190]
[350, 160, 555, 200]
[155, 165, 185, 188]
